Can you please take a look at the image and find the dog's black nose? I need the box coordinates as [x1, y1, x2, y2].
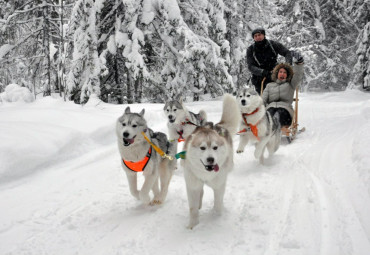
[206, 157, 214, 164]
[241, 99, 246, 105]
[169, 115, 173, 120]
[123, 132, 129, 138]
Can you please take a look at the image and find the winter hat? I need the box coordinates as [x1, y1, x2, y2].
[251, 28, 265, 38]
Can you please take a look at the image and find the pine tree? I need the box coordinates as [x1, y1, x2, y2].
[351, 22, 370, 90]
[0, 0, 72, 97]
[67, 0, 101, 104]
[278, 0, 360, 91]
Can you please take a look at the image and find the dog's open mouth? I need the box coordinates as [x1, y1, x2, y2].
[200, 160, 219, 172]
[169, 119, 175, 123]
[123, 136, 136, 146]
[205, 164, 219, 172]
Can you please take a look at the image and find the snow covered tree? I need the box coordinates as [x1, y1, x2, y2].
[144, 0, 234, 101]
[278, 0, 360, 91]
[349, 0, 370, 90]
[350, 22, 370, 90]
[0, 0, 72, 98]
[67, 0, 101, 104]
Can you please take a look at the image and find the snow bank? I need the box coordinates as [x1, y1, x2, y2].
[0, 96, 115, 182]
[0, 84, 34, 103]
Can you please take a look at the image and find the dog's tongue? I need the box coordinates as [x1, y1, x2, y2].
[206, 164, 219, 172]
[213, 164, 219, 172]
[123, 138, 135, 145]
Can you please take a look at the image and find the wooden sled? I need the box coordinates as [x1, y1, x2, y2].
[281, 86, 305, 143]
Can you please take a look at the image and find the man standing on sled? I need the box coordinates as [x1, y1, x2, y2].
[246, 28, 292, 94]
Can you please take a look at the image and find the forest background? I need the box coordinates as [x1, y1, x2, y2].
[0, 0, 369, 104]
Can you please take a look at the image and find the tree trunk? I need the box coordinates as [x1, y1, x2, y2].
[134, 73, 142, 103]
[125, 66, 133, 104]
[42, 0, 51, 96]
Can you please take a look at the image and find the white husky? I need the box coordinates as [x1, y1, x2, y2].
[181, 94, 240, 229]
[116, 107, 176, 205]
[236, 87, 281, 164]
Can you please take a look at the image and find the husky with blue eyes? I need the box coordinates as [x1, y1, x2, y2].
[116, 107, 176, 205]
[181, 94, 240, 229]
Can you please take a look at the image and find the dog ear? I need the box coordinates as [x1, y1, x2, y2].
[139, 108, 145, 116]
[125, 107, 131, 114]
[163, 94, 169, 102]
[251, 86, 257, 92]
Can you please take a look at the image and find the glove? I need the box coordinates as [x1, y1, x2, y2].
[262, 69, 271, 78]
[295, 56, 304, 64]
[291, 50, 304, 64]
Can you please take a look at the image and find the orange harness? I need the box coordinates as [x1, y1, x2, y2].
[238, 108, 261, 141]
[122, 147, 152, 172]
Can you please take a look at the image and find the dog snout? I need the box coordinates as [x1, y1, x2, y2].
[206, 157, 215, 164]
[241, 99, 246, 106]
[168, 115, 174, 120]
[123, 132, 130, 138]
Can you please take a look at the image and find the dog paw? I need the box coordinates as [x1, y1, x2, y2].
[187, 220, 199, 230]
[236, 149, 244, 153]
[150, 199, 163, 206]
[187, 217, 199, 229]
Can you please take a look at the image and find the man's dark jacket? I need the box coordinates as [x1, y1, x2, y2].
[246, 39, 292, 94]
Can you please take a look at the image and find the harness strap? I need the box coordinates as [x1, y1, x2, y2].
[178, 117, 202, 142]
[241, 112, 261, 141]
[253, 39, 277, 67]
[141, 132, 174, 160]
[122, 147, 152, 172]
[181, 118, 198, 126]
[177, 130, 185, 142]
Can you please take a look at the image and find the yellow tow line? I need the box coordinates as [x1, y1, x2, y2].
[141, 132, 174, 160]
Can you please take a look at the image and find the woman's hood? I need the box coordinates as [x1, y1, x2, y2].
[271, 63, 294, 82]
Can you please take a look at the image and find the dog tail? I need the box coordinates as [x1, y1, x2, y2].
[217, 93, 240, 135]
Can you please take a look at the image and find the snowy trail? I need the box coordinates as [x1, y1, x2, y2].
[1, 91, 370, 254]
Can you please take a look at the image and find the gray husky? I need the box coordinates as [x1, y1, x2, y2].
[236, 87, 281, 164]
[163, 98, 207, 142]
[116, 107, 176, 205]
[181, 94, 240, 229]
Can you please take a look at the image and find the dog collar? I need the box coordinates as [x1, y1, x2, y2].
[122, 147, 152, 172]
[244, 108, 259, 116]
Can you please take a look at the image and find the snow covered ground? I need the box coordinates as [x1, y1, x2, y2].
[1, 90, 370, 255]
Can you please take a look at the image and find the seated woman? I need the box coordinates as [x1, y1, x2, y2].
[262, 59, 304, 128]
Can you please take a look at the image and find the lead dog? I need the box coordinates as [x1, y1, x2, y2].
[116, 107, 176, 205]
[236, 87, 281, 164]
[181, 94, 240, 229]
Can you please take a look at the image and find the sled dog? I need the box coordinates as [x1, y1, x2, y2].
[181, 94, 240, 229]
[236, 87, 281, 164]
[163, 97, 207, 143]
[116, 107, 176, 205]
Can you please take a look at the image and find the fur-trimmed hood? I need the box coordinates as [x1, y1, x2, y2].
[271, 63, 294, 82]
